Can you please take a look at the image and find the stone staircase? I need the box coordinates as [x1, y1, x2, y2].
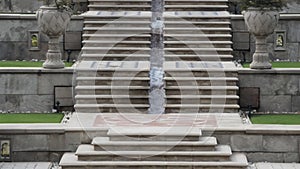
[74, 0, 239, 113]
[60, 127, 248, 168]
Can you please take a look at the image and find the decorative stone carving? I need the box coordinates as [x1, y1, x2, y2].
[244, 8, 279, 69]
[37, 6, 71, 69]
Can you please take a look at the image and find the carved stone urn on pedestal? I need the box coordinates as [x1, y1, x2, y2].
[244, 8, 279, 69]
[37, 6, 71, 69]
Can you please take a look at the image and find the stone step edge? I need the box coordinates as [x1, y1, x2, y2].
[107, 127, 202, 137]
[76, 76, 238, 81]
[92, 136, 217, 146]
[75, 86, 239, 90]
[75, 144, 232, 156]
[75, 95, 239, 99]
[59, 153, 248, 167]
[74, 104, 240, 109]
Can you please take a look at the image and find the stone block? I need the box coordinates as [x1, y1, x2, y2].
[0, 95, 22, 112]
[247, 152, 284, 163]
[214, 134, 231, 145]
[230, 135, 263, 152]
[239, 74, 299, 96]
[231, 20, 247, 30]
[12, 152, 49, 162]
[292, 96, 300, 112]
[38, 74, 73, 95]
[65, 132, 81, 151]
[12, 135, 49, 151]
[19, 95, 53, 112]
[0, 74, 38, 95]
[263, 136, 298, 152]
[48, 134, 67, 151]
[283, 153, 299, 163]
[260, 95, 292, 112]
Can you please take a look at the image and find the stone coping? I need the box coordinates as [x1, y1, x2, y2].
[0, 14, 83, 20]
[231, 14, 300, 20]
[238, 68, 300, 75]
[2, 13, 300, 20]
[0, 67, 74, 74]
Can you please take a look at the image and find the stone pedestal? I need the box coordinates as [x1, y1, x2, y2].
[37, 6, 71, 69]
[244, 8, 279, 69]
[250, 36, 272, 69]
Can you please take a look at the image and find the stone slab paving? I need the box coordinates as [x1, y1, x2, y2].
[254, 163, 300, 169]
[0, 162, 52, 169]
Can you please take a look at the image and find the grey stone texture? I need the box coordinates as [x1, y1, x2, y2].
[239, 69, 300, 112]
[0, 68, 73, 112]
[230, 135, 263, 152]
[0, 14, 83, 61]
[0, 0, 88, 14]
[232, 15, 300, 62]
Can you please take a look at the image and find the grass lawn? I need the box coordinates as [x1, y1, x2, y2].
[243, 62, 300, 68]
[0, 113, 64, 123]
[250, 114, 300, 125]
[0, 61, 73, 67]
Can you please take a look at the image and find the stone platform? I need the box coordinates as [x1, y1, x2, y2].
[67, 113, 244, 130]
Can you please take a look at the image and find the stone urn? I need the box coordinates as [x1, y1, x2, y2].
[37, 6, 71, 69]
[244, 8, 279, 69]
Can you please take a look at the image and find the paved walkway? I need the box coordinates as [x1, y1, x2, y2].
[0, 162, 52, 169]
[254, 163, 300, 169]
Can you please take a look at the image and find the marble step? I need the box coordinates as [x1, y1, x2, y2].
[92, 136, 217, 151]
[76, 76, 238, 86]
[79, 54, 234, 61]
[82, 40, 232, 49]
[82, 33, 231, 41]
[74, 103, 240, 114]
[75, 95, 238, 105]
[84, 21, 230, 28]
[60, 153, 248, 169]
[75, 144, 232, 161]
[88, 5, 228, 11]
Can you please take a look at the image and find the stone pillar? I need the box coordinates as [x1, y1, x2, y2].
[149, 0, 165, 114]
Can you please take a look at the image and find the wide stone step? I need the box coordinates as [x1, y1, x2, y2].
[76, 76, 238, 86]
[79, 54, 234, 61]
[82, 40, 232, 50]
[75, 94, 238, 105]
[75, 85, 238, 95]
[84, 21, 230, 28]
[82, 33, 231, 41]
[76, 144, 232, 161]
[92, 136, 217, 151]
[88, 5, 228, 12]
[60, 153, 248, 169]
[74, 103, 240, 114]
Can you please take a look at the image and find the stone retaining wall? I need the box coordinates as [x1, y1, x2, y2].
[1, 126, 299, 163]
[232, 14, 300, 62]
[0, 14, 83, 61]
[0, 68, 73, 112]
[239, 69, 300, 112]
[0, 68, 300, 113]
[212, 127, 300, 163]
